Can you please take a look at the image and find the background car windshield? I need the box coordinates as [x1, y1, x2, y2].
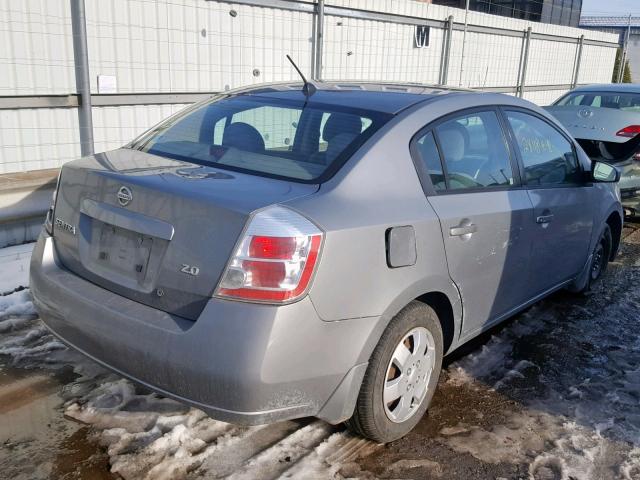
[555, 91, 640, 112]
[130, 96, 388, 182]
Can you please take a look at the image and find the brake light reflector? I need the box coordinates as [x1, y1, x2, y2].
[216, 206, 323, 303]
[616, 125, 640, 138]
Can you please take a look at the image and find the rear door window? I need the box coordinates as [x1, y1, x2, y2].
[435, 111, 514, 190]
[506, 111, 581, 186]
[413, 110, 515, 192]
[414, 131, 446, 191]
[132, 96, 389, 183]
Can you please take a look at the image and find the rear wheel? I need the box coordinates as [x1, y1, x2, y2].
[582, 224, 612, 292]
[345, 301, 443, 443]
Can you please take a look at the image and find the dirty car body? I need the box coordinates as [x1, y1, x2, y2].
[30, 82, 623, 441]
[546, 83, 640, 217]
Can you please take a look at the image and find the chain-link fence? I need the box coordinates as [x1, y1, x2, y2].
[0, 0, 619, 175]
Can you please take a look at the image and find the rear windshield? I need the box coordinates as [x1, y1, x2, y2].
[555, 91, 640, 112]
[129, 95, 391, 182]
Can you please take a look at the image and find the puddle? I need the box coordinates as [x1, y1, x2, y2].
[0, 366, 116, 480]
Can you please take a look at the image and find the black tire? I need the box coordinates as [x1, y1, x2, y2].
[581, 224, 612, 292]
[345, 301, 443, 443]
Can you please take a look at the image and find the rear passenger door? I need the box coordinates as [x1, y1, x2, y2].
[412, 109, 535, 337]
[503, 109, 594, 294]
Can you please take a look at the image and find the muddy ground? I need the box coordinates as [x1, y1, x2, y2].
[1, 224, 639, 480]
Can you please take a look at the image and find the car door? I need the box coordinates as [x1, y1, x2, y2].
[412, 109, 535, 336]
[503, 109, 594, 294]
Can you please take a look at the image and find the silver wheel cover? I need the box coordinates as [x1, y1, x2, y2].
[383, 326, 436, 423]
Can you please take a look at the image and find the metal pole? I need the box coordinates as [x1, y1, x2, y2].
[439, 16, 453, 85]
[314, 0, 324, 81]
[311, 3, 317, 78]
[518, 27, 532, 98]
[458, 0, 470, 87]
[571, 35, 584, 89]
[618, 14, 631, 83]
[70, 0, 94, 156]
[515, 29, 526, 96]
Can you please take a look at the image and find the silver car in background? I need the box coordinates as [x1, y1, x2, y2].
[30, 82, 623, 442]
[546, 84, 640, 217]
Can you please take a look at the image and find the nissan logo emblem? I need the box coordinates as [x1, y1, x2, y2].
[117, 186, 133, 206]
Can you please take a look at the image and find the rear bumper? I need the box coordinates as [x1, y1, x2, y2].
[29, 233, 375, 425]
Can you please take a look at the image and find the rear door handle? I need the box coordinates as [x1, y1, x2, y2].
[536, 214, 554, 224]
[450, 224, 477, 237]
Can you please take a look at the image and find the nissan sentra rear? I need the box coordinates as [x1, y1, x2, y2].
[29, 85, 398, 425]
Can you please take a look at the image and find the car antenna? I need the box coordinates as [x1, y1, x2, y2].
[286, 54, 317, 98]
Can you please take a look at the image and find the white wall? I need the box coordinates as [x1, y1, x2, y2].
[323, 14, 445, 84]
[0, 108, 80, 173]
[0, 0, 76, 95]
[0, 0, 619, 175]
[92, 104, 190, 155]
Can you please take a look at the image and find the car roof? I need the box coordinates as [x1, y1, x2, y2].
[570, 83, 640, 94]
[234, 81, 472, 115]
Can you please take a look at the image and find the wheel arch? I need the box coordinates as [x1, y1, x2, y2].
[369, 278, 463, 361]
[606, 210, 622, 260]
[414, 292, 456, 355]
[319, 282, 461, 426]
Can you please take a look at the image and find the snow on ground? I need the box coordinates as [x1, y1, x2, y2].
[2, 228, 640, 479]
[422, 236, 640, 479]
[0, 243, 34, 294]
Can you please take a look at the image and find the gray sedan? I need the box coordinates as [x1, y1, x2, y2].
[546, 83, 640, 217]
[30, 82, 622, 442]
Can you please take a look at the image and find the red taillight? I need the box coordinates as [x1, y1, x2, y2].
[216, 206, 323, 303]
[616, 125, 640, 138]
[249, 236, 297, 260]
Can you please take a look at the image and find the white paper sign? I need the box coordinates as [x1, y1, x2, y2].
[97, 75, 117, 93]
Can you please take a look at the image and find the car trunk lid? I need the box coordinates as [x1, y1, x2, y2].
[51, 148, 319, 320]
[545, 105, 640, 144]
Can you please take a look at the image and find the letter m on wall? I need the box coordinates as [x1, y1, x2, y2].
[415, 25, 430, 48]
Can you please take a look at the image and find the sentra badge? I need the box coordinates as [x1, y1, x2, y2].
[54, 217, 76, 235]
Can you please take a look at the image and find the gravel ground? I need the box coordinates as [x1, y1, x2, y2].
[0, 224, 639, 479]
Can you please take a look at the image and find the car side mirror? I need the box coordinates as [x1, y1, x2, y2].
[592, 161, 620, 183]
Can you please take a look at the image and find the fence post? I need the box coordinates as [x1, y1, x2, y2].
[516, 27, 532, 98]
[439, 16, 453, 85]
[70, 0, 94, 156]
[311, 3, 317, 78]
[571, 35, 584, 89]
[313, 0, 324, 81]
[618, 15, 631, 83]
